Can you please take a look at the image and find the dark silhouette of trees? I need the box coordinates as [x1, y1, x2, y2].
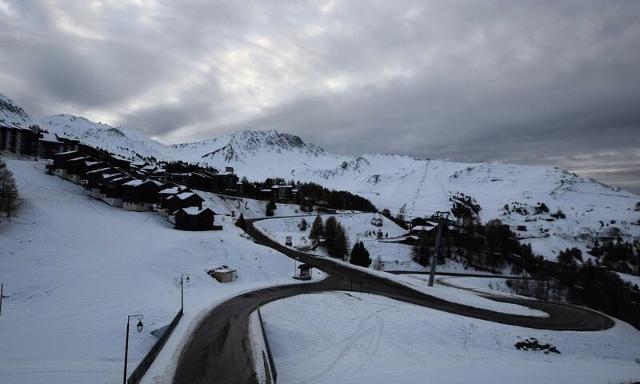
[350, 241, 371, 267]
[309, 215, 324, 239]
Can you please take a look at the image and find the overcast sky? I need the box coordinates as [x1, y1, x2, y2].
[1, 1, 639, 193]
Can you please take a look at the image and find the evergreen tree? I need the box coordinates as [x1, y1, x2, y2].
[333, 223, 348, 259]
[0, 159, 18, 217]
[309, 215, 324, 239]
[324, 216, 338, 250]
[298, 218, 308, 231]
[266, 200, 277, 216]
[350, 241, 371, 267]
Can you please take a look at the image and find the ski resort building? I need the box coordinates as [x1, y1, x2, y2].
[163, 191, 204, 215]
[122, 179, 163, 211]
[173, 207, 216, 231]
[99, 176, 132, 207]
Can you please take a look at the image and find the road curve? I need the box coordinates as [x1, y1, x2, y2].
[172, 217, 614, 384]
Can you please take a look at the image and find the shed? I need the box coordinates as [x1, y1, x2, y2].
[294, 264, 313, 280]
[208, 267, 237, 283]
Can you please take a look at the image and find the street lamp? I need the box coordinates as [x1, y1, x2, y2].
[123, 314, 144, 384]
[180, 273, 190, 313]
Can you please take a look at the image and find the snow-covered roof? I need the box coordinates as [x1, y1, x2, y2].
[176, 192, 197, 200]
[55, 150, 79, 156]
[159, 187, 182, 195]
[39, 132, 61, 143]
[85, 167, 111, 175]
[68, 156, 90, 162]
[411, 225, 433, 231]
[176, 206, 213, 216]
[123, 179, 144, 187]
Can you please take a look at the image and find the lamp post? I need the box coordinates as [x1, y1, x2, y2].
[0, 282, 4, 316]
[123, 314, 144, 384]
[180, 273, 190, 313]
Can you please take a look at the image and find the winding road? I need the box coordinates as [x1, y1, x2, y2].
[172, 217, 614, 384]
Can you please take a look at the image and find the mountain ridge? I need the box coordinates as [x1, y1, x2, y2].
[2, 91, 638, 260]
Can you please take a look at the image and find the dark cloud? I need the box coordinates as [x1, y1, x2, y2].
[0, 1, 639, 193]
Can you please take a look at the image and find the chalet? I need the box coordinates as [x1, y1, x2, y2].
[163, 191, 204, 215]
[37, 132, 65, 158]
[173, 207, 216, 231]
[294, 264, 313, 280]
[122, 179, 163, 211]
[106, 154, 131, 170]
[0, 123, 40, 156]
[65, 156, 91, 183]
[100, 176, 132, 207]
[51, 150, 81, 177]
[85, 168, 118, 196]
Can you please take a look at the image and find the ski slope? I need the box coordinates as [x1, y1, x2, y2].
[0, 159, 309, 384]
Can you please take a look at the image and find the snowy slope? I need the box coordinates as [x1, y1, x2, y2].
[2, 91, 638, 261]
[262, 291, 640, 384]
[0, 159, 315, 384]
[0, 93, 30, 127]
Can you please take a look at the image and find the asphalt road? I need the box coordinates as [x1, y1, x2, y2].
[172, 218, 614, 384]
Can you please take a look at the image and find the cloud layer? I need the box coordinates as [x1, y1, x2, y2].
[1, 0, 639, 192]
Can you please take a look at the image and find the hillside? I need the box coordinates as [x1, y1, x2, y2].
[2, 91, 639, 261]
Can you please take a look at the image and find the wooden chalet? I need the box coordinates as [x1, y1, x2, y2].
[164, 191, 204, 215]
[173, 207, 216, 231]
[65, 156, 92, 183]
[122, 179, 164, 211]
[99, 175, 132, 207]
[51, 150, 82, 177]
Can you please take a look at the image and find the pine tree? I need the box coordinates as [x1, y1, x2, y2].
[0, 160, 19, 217]
[350, 241, 371, 267]
[309, 215, 324, 239]
[298, 218, 308, 231]
[333, 223, 348, 259]
[266, 200, 277, 216]
[324, 216, 338, 252]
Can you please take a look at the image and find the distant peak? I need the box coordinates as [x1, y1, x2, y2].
[0, 92, 29, 119]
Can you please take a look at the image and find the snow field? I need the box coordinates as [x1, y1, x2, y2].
[261, 291, 640, 384]
[0, 159, 315, 384]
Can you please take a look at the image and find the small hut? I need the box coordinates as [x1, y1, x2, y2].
[294, 264, 313, 280]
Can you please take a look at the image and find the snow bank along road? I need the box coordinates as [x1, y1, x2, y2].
[172, 217, 614, 384]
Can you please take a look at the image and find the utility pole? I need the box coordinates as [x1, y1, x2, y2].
[0, 283, 3, 316]
[428, 212, 450, 287]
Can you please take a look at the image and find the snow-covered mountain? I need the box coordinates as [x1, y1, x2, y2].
[0, 93, 30, 127]
[3, 92, 639, 259]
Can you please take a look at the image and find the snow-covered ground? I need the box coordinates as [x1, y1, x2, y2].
[261, 291, 640, 384]
[254, 213, 422, 270]
[0, 159, 317, 384]
[198, 191, 303, 219]
[254, 216, 544, 317]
